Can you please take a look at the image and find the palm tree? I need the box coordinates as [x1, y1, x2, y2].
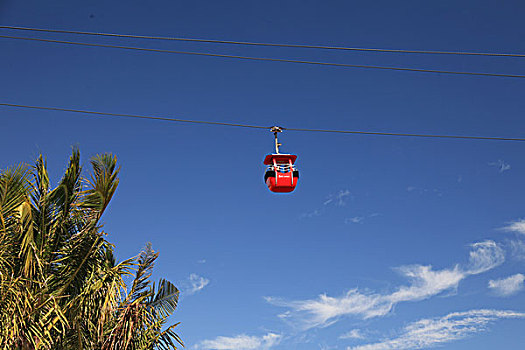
[0, 149, 182, 349]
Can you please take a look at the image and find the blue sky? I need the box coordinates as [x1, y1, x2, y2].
[1, 1, 525, 349]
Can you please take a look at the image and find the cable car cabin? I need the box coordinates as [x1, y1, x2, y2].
[264, 154, 299, 193]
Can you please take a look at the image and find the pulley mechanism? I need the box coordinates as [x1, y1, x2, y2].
[270, 126, 283, 154]
[263, 126, 299, 193]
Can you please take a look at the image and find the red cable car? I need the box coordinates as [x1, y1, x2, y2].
[264, 127, 299, 193]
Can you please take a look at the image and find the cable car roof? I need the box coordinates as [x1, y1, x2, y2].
[263, 154, 297, 165]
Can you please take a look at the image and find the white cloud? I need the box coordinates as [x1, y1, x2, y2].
[386, 265, 465, 304]
[302, 189, 351, 219]
[345, 213, 380, 225]
[267, 241, 504, 330]
[197, 259, 207, 264]
[324, 190, 351, 207]
[319, 344, 338, 350]
[489, 274, 525, 296]
[340, 329, 365, 340]
[266, 291, 387, 329]
[510, 239, 525, 260]
[335, 190, 351, 206]
[501, 219, 525, 235]
[196, 332, 281, 350]
[347, 309, 525, 350]
[300, 209, 321, 219]
[465, 240, 505, 274]
[345, 217, 364, 224]
[489, 160, 511, 173]
[185, 273, 210, 295]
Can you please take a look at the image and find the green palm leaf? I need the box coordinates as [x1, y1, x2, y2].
[0, 149, 182, 350]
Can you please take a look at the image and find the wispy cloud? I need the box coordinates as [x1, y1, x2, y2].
[196, 332, 281, 350]
[345, 217, 364, 224]
[324, 190, 351, 207]
[347, 309, 525, 350]
[465, 240, 505, 274]
[340, 329, 365, 340]
[184, 273, 210, 295]
[489, 160, 511, 173]
[299, 209, 321, 219]
[197, 259, 207, 264]
[489, 274, 525, 296]
[345, 213, 380, 225]
[510, 239, 525, 260]
[266, 241, 504, 330]
[501, 219, 525, 235]
[300, 189, 351, 219]
[335, 190, 351, 206]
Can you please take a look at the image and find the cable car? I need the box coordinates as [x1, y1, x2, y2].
[264, 127, 299, 193]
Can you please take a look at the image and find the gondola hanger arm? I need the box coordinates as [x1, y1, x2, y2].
[270, 126, 283, 154]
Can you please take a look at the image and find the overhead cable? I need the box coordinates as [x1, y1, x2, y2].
[1, 35, 525, 79]
[0, 102, 268, 130]
[2, 102, 525, 142]
[1, 25, 524, 58]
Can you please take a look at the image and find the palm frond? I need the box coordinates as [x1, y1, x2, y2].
[0, 151, 182, 350]
[82, 153, 120, 220]
[149, 279, 179, 319]
[128, 243, 158, 302]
